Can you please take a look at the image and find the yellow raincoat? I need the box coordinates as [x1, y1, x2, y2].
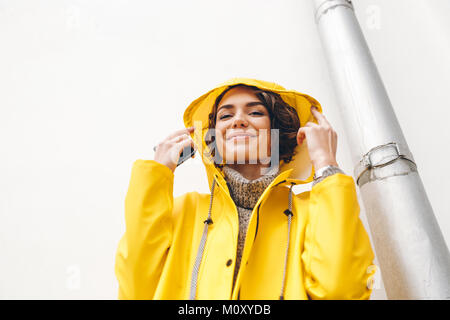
[115, 78, 376, 300]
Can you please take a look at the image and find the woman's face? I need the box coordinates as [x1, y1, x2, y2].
[214, 86, 272, 164]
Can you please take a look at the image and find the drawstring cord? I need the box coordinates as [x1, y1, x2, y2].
[280, 183, 294, 300]
[189, 178, 216, 300]
[189, 178, 295, 300]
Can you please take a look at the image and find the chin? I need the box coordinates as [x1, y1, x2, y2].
[224, 149, 259, 164]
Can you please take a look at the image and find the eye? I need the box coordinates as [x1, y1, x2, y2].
[250, 111, 264, 116]
[219, 114, 232, 120]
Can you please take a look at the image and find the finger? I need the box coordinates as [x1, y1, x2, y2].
[165, 126, 195, 141]
[155, 133, 192, 152]
[310, 106, 331, 127]
[170, 133, 190, 144]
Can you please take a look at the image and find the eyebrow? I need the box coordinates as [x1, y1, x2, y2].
[217, 101, 264, 112]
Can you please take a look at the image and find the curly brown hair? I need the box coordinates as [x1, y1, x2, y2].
[205, 84, 300, 166]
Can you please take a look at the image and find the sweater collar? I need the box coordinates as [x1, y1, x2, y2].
[222, 165, 280, 210]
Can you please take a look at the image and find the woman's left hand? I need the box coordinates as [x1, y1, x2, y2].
[297, 106, 339, 170]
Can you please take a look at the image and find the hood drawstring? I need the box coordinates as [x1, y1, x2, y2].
[189, 178, 295, 300]
[189, 178, 216, 300]
[280, 183, 295, 300]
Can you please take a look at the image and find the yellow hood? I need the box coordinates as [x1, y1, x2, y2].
[183, 77, 322, 190]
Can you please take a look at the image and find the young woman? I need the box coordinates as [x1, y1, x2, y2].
[115, 78, 376, 300]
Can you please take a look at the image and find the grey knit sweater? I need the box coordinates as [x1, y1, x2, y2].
[222, 165, 280, 289]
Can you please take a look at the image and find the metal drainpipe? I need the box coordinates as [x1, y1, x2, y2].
[312, 0, 450, 299]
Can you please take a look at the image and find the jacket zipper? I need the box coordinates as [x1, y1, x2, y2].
[253, 203, 261, 242]
[233, 202, 262, 299]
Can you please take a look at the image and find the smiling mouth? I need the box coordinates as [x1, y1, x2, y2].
[227, 134, 257, 141]
[226, 131, 258, 140]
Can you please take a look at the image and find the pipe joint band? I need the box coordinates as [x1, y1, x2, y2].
[314, 0, 354, 23]
[355, 142, 417, 187]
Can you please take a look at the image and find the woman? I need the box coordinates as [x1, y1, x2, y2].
[115, 78, 376, 300]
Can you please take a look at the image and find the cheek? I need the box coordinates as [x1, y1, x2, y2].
[254, 118, 271, 144]
[214, 125, 226, 150]
[253, 116, 271, 130]
[258, 129, 271, 154]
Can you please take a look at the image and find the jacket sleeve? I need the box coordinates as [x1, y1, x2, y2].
[301, 173, 376, 300]
[114, 159, 174, 299]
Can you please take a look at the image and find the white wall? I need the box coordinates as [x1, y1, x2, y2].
[0, 0, 448, 299]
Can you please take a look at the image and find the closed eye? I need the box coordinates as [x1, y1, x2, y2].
[218, 111, 264, 120]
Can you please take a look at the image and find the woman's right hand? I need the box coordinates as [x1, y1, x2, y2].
[154, 126, 196, 173]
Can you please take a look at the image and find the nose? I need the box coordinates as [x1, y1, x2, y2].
[231, 113, 248, 128]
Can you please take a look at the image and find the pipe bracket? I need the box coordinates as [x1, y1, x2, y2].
[315, 0, 354, 23]
[355, 142, 417, 187]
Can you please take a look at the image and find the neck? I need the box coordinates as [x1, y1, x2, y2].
[226, 163, 272, 180]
